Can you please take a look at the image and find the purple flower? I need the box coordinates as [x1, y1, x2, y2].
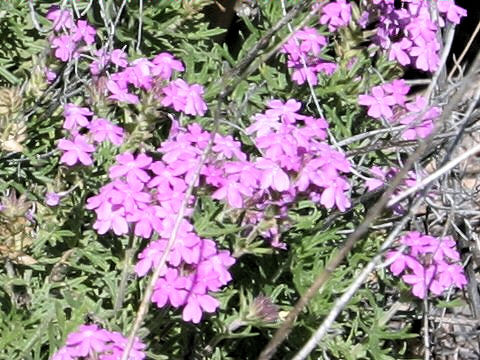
[106, 79, 140, 104]
[386, 250, 422, 276]
[63, 103, 93, 131]
[212, 134, 247, 160]
[110, 49, 128, 68]
[152, 268, 188, 308]
[265, 99, 303, 124]
[52, 325, 146, 360]
[51, 35, 77, 62]
[58, 135, 95, 166]
[382, 79, 410, 106]
[437, 1, 467, 25]
[46, 68, 57, 83]
[72, 20, 96, 45]
[65, 324, 110, 357]
[161, 79, 207, 116]
[109, 152, 152, 185]
[437, 262, 467, 289]
[246, 113, 282, 137]
[129, 205, 164, 239]
[45, 192, 62, 206]
[46, 6, 74, 31]
[93, 202, 129, 235]
[389, 38, 412, 66]
[182, 293, 220, 323]
[291, 27, 327, 57]
[88, 117, 124, 145]
[319, 0, 352, 31]
[409, 37, 440, 72]
[358, 85, 396, 119]
[365, 166, 387, 191]
[320, 176, 350, 211]
[256, 159, 290, 192]
[402, 265, 437, 299]
[135, 240, 168, 277]
[212, 177, 253, 208]
[151, 52, 185, 80]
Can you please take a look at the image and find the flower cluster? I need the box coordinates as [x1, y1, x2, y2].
[365, 165, 425, 214]
[366, 0, 467, 72]
[47, 6, 96, 62]
[87, 96, 350, 319]
[358, 79, 441, 140]
[319, 0, 352, 32]
[386, 231, 467, 299]
[86, 140, 236, 322]
[52, 324, 146, 360]
[57, 103, 124, 167]
[281, 27, 337, 86]
[46, 7, 206, 116]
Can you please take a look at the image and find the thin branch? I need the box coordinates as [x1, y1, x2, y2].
[292, 198, 423, 360]
[258, 47, 480, 360]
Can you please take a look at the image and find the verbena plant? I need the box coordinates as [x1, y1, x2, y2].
[0, 0, 475, 359]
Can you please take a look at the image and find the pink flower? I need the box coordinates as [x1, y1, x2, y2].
[358, 85, 396, 119]
[109, 152, 152, 185]
[387, 250, 422, 276]
[46, 6, 74, 31]
[437, 1, 467, 25]
[365, 166, 388, 191]
[130, 205, 164, 238]
[65, 324, 110, 357]
[88, 117, 124, 145]
[135, 240, 168, 277]
[389, 38, 412, 66]
[382, 79, 410, 106]
[63, 103, 93, 131]
[182, 293, 220, 323]
[212, 177, 253, 208]
[51, 35, 77, 62]
[437, 262, 467, 289]
[46, 69, 57, 83]
[256, 159, 290, 192]
[409, 37, 440, 72]
[265, 99, 303, 124]
[45, 192, 62, 206]
[403, 265, 443, 299]
[320, 177, 350, 211]
[151, 52, 185, 79]
[127, 58, 154, 90]
[52, 347, 75, 360]
[212, 134, 246, 160]
[246, 113, 282, 137]
[293, 27, 327, 56]
[52, 325, 146, 360]
[106, 79, 139, 104]
[401, 231, 433, 257]
[152, 268, 189, 308]
[58, 135, 95, 166]
[110, 49, 128, 68]
[161, 79, 207, 116]
[319, 0, 352, 31]
[72, 20, 96, 45]
[93, 202, 129, 235]
[110, 179, 151, 213]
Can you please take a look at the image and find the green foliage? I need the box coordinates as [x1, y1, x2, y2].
[0, 0, 463, 359]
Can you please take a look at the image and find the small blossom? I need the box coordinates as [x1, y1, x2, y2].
[58, 135, 95, 166]
[51, 35, 77, 62]
[161, 79, 207, 116]
[88, 117, 124, 145]
[45, 192, 61, 206]
[358, 86, 396, 119]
